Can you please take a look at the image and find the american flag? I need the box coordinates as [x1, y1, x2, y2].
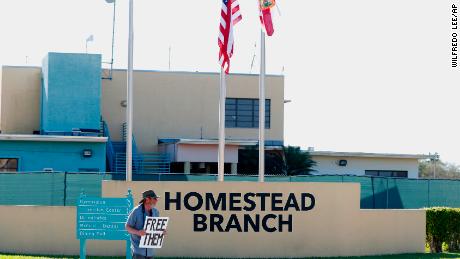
[218, 0, 242, 74]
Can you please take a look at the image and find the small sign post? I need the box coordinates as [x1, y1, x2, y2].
[77, 190, 133, 259]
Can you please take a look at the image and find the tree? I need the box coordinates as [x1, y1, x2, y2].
[283, 146, 316, 176]
[419, 160, 460, 179]
[237, 145, 316, 176]
[238, 146, 282, 175]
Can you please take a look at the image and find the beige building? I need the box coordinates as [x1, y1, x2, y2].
[0, 65, 284, 173]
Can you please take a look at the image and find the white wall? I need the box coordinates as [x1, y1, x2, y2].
[311, 156, 420, 178]
[175, 143, 238, 163]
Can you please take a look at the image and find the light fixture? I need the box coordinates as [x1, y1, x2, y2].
[338, 160, 348, 167]
[82, 149, 93, 158]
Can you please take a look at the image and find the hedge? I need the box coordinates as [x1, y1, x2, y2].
[426, 207, 460, 252]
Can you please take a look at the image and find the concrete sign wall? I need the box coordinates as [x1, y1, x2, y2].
[103, 181, 426, 258]
[0, 181, 425, 257]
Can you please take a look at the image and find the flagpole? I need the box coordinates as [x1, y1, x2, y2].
[258, 29, 266, 183]
[218, 67, 226, 182]
[126, 0, 134, 182]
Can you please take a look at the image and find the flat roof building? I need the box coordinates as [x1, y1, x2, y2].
[0, 52, 430, 177]
[310, 150, 431, 179]
[0, 52, 284, 174]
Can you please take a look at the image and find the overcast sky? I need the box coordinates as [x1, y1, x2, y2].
[1, 0, 459, 164]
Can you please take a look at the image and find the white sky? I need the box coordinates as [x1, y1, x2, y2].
[0, 0, 459, 163]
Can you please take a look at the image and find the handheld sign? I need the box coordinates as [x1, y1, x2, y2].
[139, 217, 169, 249]
[77, 190, 133, 259]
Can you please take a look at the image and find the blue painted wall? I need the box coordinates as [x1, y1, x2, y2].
[41, 53, 102, 133]
[0, 140, 106, 172]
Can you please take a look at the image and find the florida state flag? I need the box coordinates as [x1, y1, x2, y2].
[259, 0, 275, 36]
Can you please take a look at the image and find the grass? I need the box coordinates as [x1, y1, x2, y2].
[2, 254, 460, 259]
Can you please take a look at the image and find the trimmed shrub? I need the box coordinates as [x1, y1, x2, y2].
[426, 207, 460, 252]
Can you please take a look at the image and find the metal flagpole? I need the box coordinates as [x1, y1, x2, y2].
[218, 67, 226, 182]
[258, 29, 266, 183]
[126, 0, 134, 181]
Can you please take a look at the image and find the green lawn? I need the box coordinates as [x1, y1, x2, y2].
[2, 254, 460, 259]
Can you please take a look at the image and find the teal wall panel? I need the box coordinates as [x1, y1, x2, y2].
[0, 173, 65, 205]
[3, 173, 460, 208]
[0, 140, 106, 172]
[41, 52, 101, 133]
[429, 180, 460, 207]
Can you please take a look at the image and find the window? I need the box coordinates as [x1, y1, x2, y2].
[225, 98, 271, 128]
[0, 158, 18, 172]
[365, 170, 408, 178]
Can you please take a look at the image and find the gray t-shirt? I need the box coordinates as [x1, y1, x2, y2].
[126, 204, 160, 257]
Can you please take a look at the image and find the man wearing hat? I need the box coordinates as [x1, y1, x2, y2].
[125, 190, 162, 259]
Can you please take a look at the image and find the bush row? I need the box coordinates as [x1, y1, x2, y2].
[426, 207, 460, 252]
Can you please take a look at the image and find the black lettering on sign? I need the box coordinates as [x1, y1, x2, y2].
[158, 218, 167, 231]
[301, 193, 315, 211]
[142, 232, 165, 247]
[209, 214, 225, 232]
[243, 193, 256, 211]
[145, 217, 154, 232]
[184, 192, 203, 211]
[165, 192, 181, 210]
[166, 191, 316, 233]
[144, 217, 168, 232]
[243, 214, 260, 232]
[262, 214, 277, 232]
[193, 214, 207, 232]
[225, 214, 242, 232]
[271, 193, 284, 211]
[153, 232, 165, 246]
[205, 193, 226, 211]
[255, 193, 270, 211]
[279, 214, 293, 232]
[284, 193, 300, 211]
[229, 193, 242, 211]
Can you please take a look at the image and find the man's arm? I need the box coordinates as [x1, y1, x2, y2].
[126, 224, 146, 236]
[125, 209, 146, 236]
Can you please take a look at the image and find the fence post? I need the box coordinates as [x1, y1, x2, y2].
[387, 178, 389, 209]
[63, 172, 67, 206]
[427, 179, 431, 208]
[371, 176, 375, 209]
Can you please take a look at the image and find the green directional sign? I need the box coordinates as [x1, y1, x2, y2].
[76, 190, 133, 259]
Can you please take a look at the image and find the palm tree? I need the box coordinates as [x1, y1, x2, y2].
[237, 145, 316, 176]
[283, 146, 316, 176]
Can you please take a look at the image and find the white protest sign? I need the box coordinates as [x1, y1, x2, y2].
[139, 217, 169, 249]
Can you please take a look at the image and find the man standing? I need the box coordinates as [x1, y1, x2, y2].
[126, 190, 160, 259]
